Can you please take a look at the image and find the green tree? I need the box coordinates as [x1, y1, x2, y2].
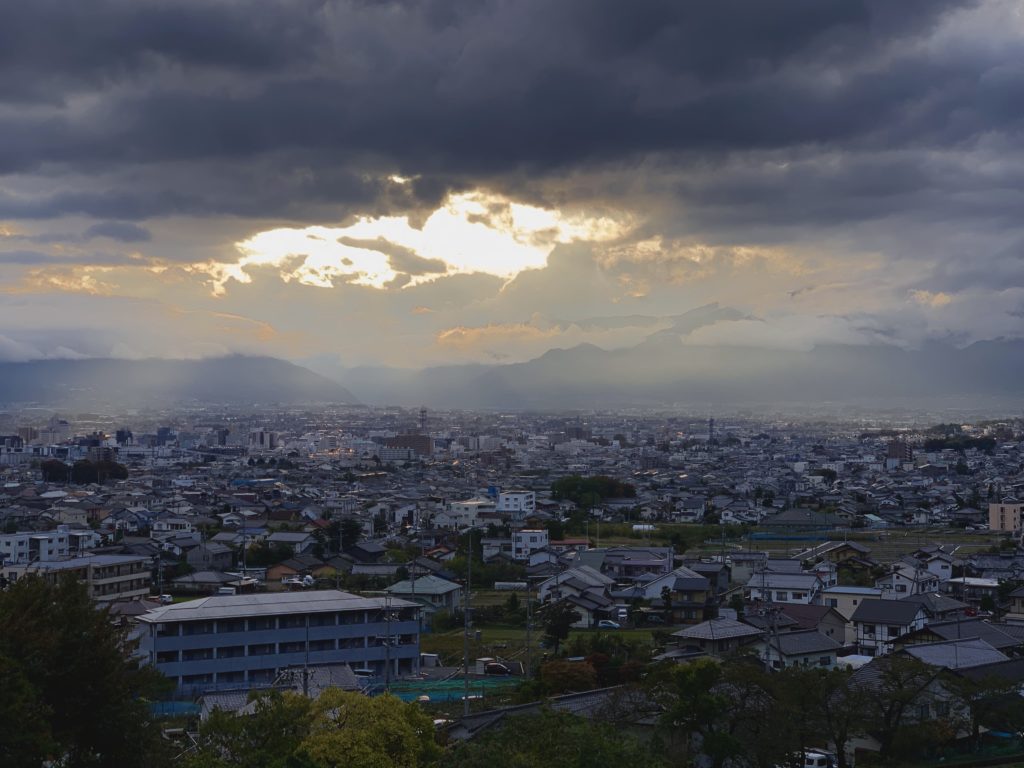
[299, 690, 439, 768]
[539, 660, 597, 694]
[650, 657, 742, 768]
[442, 709, 659, 768]
[540, 600, 580, 654]
[186, 690, 313, 768]
[0, 652, 55, 766]
[0, 574, 170, 768]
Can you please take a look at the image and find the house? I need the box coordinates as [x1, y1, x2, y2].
[683, 560, 730, 596]
[266, 531, 317, 555]
[185, 542, 234, 571]
[874, 563, 940, 597]
[266, 555, 332, 586]
[794, 540, 872, 565]
[538, 565, 614, 604]
[777, 603, 848, 644]
[850, 599, 928, 656]
[745, 571, 823, 605]
[386, 574, 463, 612]
[345, 541, 386, 563]
[899, 592, 969, 621]
[1007, 585, 1024, 621]
[638, 566, 715, 624]
[896, 618, 1022, 655]
[758, 629, 842, 670]
[941, 577, 999, 607]
[671, 617, 764, 656]
[512, 529, 549, 561]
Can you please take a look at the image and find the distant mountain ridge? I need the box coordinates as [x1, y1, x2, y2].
[325, 337, 1024, 409]
[0, 356, 359, 406]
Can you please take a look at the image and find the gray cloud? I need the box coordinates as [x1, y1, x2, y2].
[337, 236, 448, 275]
[1, 0, 1023, 362]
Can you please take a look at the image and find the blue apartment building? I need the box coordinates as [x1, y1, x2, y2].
[137, 590, 421, 694]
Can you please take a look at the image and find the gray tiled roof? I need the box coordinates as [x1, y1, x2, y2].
[674, 617, 765, 641]
[767, 629, 841, 656]
[850, 598, 924, 625]
[903, 638, 1008, 670]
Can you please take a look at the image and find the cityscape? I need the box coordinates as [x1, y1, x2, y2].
[3, 1, 1024, 767]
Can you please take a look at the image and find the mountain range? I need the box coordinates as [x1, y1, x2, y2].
[0, 356, 358, 407]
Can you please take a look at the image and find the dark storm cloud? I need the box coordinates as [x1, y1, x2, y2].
[0, 0, 992, 222]
[84, 221, 152, 243]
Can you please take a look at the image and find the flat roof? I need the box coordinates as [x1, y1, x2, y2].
[138, 589, 417, 624]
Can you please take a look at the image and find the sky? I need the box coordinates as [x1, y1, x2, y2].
[1, 0, 1023, 369]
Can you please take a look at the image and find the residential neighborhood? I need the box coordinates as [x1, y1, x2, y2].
[4, 407, 1024, 766]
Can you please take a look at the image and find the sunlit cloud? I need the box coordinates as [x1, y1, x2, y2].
[195, 190, 629, 295]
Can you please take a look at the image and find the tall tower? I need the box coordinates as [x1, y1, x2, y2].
[419, 407, 428, 434]
[708, 417, 716, 444]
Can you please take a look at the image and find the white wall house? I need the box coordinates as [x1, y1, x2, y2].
[497, 490, 536, 520]
[512, 529, 548, 560]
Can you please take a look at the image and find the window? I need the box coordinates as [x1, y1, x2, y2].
[828, 599, 838, 608]
[776, 591, 788, 601]
[819, 656, 831, 666]
[896, 584, 907, 593]
[248, 617, 275, 631]
[217, 645, 245, 659]
[279, 641, 305, 654]
[309, 613, 336, 627]
[935, 701, 950, 717]
[863, 624, 876, 635]
[279, 615, 307, 629]
[156, 650, 179, 664]
[248, 643, 275, 656]
[917, 703, 930, 720]
[309, 639, 335, 652]
[182, 621, 213, 636]
[887, 626, 900, 637]
[182, 648, 213, 661]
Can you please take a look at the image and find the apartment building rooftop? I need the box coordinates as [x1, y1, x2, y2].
[139, 589, 416, 624]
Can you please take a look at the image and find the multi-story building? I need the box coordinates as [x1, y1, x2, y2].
[512, 529, 548, 560]
[3, 554, 151, 603]
[497, 490, 536, 519]
[0, 525, 73, 564]
[989, 499, 1024, 532]
[137, 591, 421, 694]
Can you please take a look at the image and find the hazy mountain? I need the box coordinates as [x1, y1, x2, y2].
[0, 356, 359, 407]
[328, 338, 1024, 409]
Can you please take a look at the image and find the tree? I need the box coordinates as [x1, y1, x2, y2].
[540, 600, 580, 654]
[187, 689, 438, 768]
[0, 574, 170, 768]
[650, 657, 742, 768]
[442, 709, 658, 768]
[539, 660, 597, 694]
[40, 458, 70, 482]
[855, 656, 943, 764]
[186, 689, 313, 768]
[299, 690, 439, 768]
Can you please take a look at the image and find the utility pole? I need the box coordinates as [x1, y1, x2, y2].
[463, 526, 473, 716]
[384, 594, 392, 691]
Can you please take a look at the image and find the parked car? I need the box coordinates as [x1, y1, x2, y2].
[597, 619, 621, 629]
[484, 662, 511, 675]
[645, 614, 666, 625]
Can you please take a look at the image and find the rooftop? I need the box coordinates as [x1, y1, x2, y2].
[138, 589, 416, 624]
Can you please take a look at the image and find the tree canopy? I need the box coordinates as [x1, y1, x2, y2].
[185, 689, 439, 768]
[0, 574, 170, 768]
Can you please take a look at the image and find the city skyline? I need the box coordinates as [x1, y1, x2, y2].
[1, 1, 1022, 375]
